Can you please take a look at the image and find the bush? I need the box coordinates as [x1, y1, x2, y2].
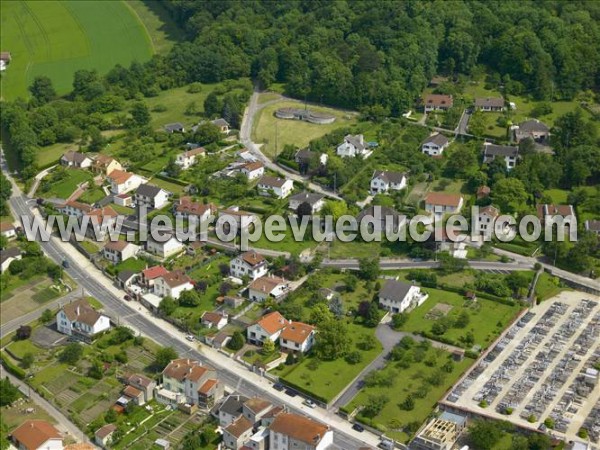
[345, 351, 362, 364]
[59, 343, 83, 365]
[0, 352, 26, 379]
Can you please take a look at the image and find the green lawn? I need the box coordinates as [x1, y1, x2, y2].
[149, 176, 186, 195]
[328, 239, 382, 259]
[124, 0, 185, 54]
[78, 188, 106, 205]
[252, 100, 358, 158]
[111, 204, 136, 215]
[36, 143, 73, 167]
[1, 0, 153, 100]
[40, 169, 92, 199]
[114, 257, 147, 273]
[535, 272, 566, 302]
[80, 240, 100, 254]
[252, 223, 317, 256]
[397, 287, 522, 349]
[6, 338, 43, 359]
[347, 346, 473, 442]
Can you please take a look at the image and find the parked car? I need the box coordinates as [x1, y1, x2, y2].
[185, 335, 195, 342]
[303, 399, 316, 408]
[62, 259, 70, 268]
[352, 423, 364, 432]
[124, 295, 131, 301]
[273, 383, 285, 391]
[285, 389, 297, 397]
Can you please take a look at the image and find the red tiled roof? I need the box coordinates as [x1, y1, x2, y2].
[269, 413, 329, 445]
[142, 265, 168, 280]
[255, 311, 288, 335]
[425, 192, 463, 207]
[280, 322, 315, 344]
[198, 378, 218, 394]
[11, 420, 62, 450]
[249, 276, 286, 294]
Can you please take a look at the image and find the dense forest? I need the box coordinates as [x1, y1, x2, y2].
[162, 0, 600, 110]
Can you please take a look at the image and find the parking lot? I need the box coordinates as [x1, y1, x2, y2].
[443, 291, 600, 444]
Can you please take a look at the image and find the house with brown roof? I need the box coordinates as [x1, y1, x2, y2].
[56, 298, 110, 338]
[370, 170, 408, 195]
[219, 207, 259, 234]
[422, 133, 450, 156]
[201, 311, 228, 330]
[536, 204, 576, 227]
[154, 269, 194, 299]
[248, 275, 289, 302]
[424, 193, 464, 216]
[157, 358, 221, 408]
[60, 151, 92, 169]
[174, 197, 215, 222]
[126, 373, 156, 404]
[247, 311, 289, 345]
[93, 154, 122, 176]
[94, 423, 117, 448]
[476, 205, 500, 235]
[476, 185, 491, 200]
[423, 94, 453, 112]
[279, 321, 316, 353]
[241, 161, 265, 180]
[257, 176, 294, 199]
[60, 200, 93, 218]
[269, 413, 333, 450]
[122, 384, 145, 405]
[0, 222, 17, 239]
[242, 398, 273, 424]
[175, 146, 205, 170]
[103, 240, 139, 263]
[230, 251, 268, 280]
[222, 416, 253, 449]
[475, 97, 505, 112]
[107, 169, 146, 194]
[11, 420, 63, 450]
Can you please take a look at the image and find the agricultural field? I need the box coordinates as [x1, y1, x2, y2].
[252, 99, 359, 158]
[1, 0, 153, 99]
[125, 0, 185, 54]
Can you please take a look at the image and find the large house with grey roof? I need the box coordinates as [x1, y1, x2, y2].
[56, 298, 111, 338]
[422, 133, 450, 156]
[337, 134, 371, 158]
[370, 170, 408, 194]
[378, 279, 428, 314]
[257, 176, 294, 199]
[134, 184, 170, 209]
[483, 143, 519, 170]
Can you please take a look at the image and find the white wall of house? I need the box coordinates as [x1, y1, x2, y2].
[153, 278, 194, 299]
[422, 142, 447, 156]
[270, 429, 333, 450]
[243, 167, 265, 180]
[258, 180, 293, 199]
[111, 175, 144, 194]
[230, 257, 268, 280]
[370, 175, 406, 194]
[379, 286, 428, 314]
[280, 333, 315, 353]
[136, 190, 169, 209]
[147, 237, 184, 258]
[246, 324, 282, 344]
[425, 198, 464, 216]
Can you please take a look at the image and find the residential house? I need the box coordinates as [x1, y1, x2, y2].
[513, 119, 550, 143]
[536, 204, 576, 227]
[476, 205, 500, 235]
[94, 423, 117, 449]
[164, 123, 185, 133]
[356, 205, 406, 235]
[60, 151, 92, 169]
[257, 176, 294, 199]
[56, 298, 111, 338]
[11, 420, 63, 450]
[84, 206, 118, 240]
[174, 197, 215, 222]
[241, 162, 265, 180]
[146, 234, 184, 258]
[122, 385, 146, 406]
[107, 170, 145, 194]
[269, 413, 333, 450]
[103, 240, 139, 263]
[295, 149, 328, 167]
[141, 265, 169, 289]
[223, 417, 253, 449]
[93, 154, 122, 176]
[247, 311, 289, 345]
[154, 270, 194, 299]
[135, 184, 170, 210]
[483, 143, 519, 170]
[475, 97, 505, 112]
[218, 394, 249, 427]
[114, 193, 133, 207]
[378, 279, 428, 314]
[230, 251, 268, 280]
[585, 219, 600, 235]
[0, 222, 17, 239]
[248, 276, 289, 302]
[219, 207, 259, 234]
[279, 322, 316, 354]
[117, 270, 138, 290]
[422, 133, 450, 156]
[336, 134, 370, 158]
[126, 374, 156, 404]
[370, 170, 407, 194]
[211, 118, 230, 133]
[201, 311, 228, 330]
[424, 193, 464, 216]
[0, 247, 22, 273]
[156, 358, 221, 408]
[175, 147, 205, 170]
[60, 200, 93, 218]
[288, 192, 325, 214]
[242, 398, 273, 424]
[423, 94, 453, 112]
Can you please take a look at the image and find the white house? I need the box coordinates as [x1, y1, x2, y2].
[336, 134, 371, 158]
[288, 192, 325, 213]
[248, 275, 289, 302]
[175, 147, 205, 170]
[146, 234, 184, 258]
[370, 170, 407, 195]
[279, 321, 316, 354]
[211, 118, 230, 133]
[0, 247, 22, 273]
[513, 119, 550, 143]
[247, 311, 289, 345]
[218, 207, 258, 234]
[241, 162, 265, 180]
[230, 251, 268, 280]
[108, 170, 146, 194]
[60, 150, 92, 169]
[257, 176, 294, 199]
[424, 192, 464, 216]
[423, 94, 453, 112]
[476, 205, 500, 235]
[60, 200, 93, 218]
[94, 423, 117, 449]
[269, 413, 333, 450]
[154, 270, 194, 299]
[201, 311, 228, 330]
[475, 97, 505, 112]
[103, 240, 139, 263]
[56, 298, 111, 338]
[135, 184, 170, 210]
[422, 133, 450, 156]
[174, 197, 215, 222]
[483, 143, 519, 170]
[378, 279, 428, 314]
[157, 358, 221, 408]
[0, 222, 17, 239]
[11, 420, 63, 450]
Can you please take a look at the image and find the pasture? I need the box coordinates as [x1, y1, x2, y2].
[1, 0, 153, 99]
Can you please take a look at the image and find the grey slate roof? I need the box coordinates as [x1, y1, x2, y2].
[295, 149, 315, 162]
[483, 144, 518, 159]
[0, 247, 21, 266]
[475, 97, 505, 108]
[164, 122, 185, 132]
[344, 134, 366, 151]
[519, 119, 549, 133]
[117, 270, 137, 284]
[379, 279, 413, 302]
[211, 118, 230, 128]
[372, 170, 406, 184]
[136, 184, 165, 198]
[258, 176, 288, 188]
[289, 192, 324, 206]
[220, 395, 249, 416]
[423, 133, 449, 147]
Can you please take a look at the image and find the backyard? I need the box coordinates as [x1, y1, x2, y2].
[39, 169, 92, 199]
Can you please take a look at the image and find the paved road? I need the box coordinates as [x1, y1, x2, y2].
[322, 258, 534, 272]
[455, 109, 471, 136]
[2, 158, 377, 450]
